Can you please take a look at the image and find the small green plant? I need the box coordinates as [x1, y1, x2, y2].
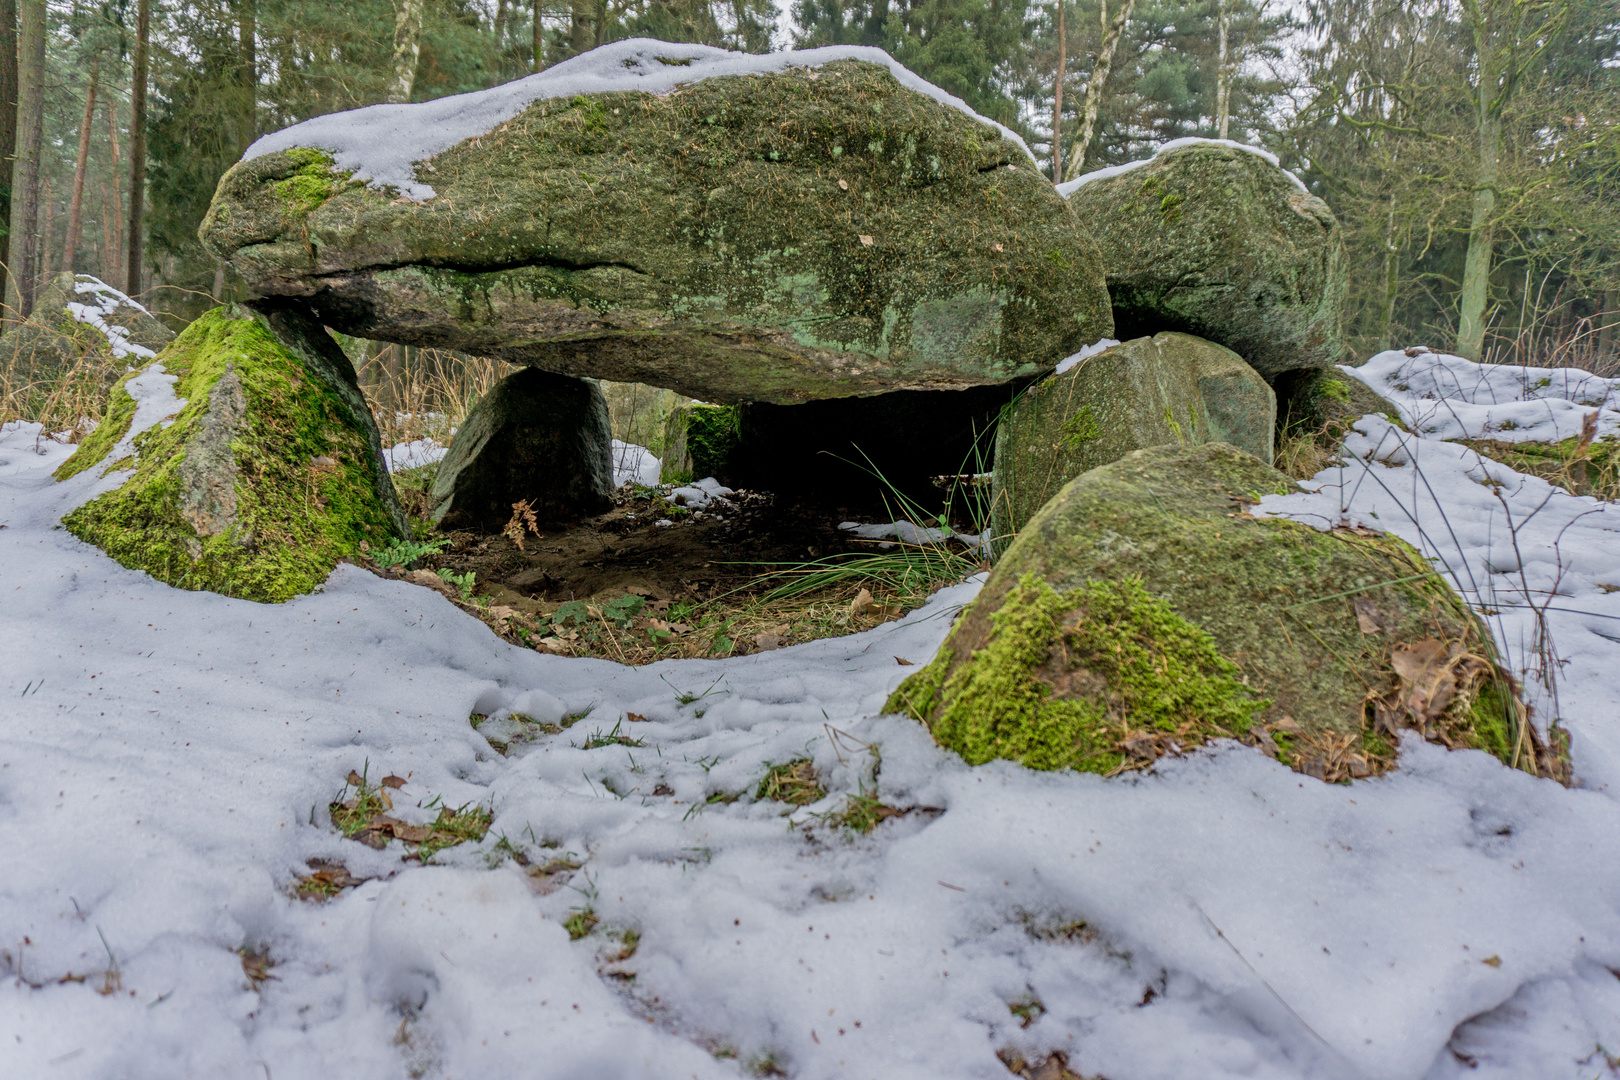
[755, 759, 826, 806]
[601, 594, 646, 627]
[371, 536, 449, 570]
[416, 802, 494, 862]
[580, 719, 644, 749]
[564, 908, 599, 940]
[328, 764, 388, 837]
[437, 567, 477, 603]
[825, 787, 889, 834]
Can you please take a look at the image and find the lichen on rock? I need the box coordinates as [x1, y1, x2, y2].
[200, 55, 1111, 404]
[895, 442, 1566, 783]
[58, 305, 403, 603]
[1064, 142, 1347, 381]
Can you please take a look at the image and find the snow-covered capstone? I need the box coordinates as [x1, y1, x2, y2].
[199, 39, 1111, 405]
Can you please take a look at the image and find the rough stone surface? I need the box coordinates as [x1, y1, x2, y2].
[1065, 142, 1347, 379]
[430, 368, 614, 530]
[59, 306, 403, 603]
[890, 443, 1549, 780]
[992, 333, 1273, 552]
[1276, 365, 1403, 434]
[1, 272, 173, 376]
[199, 59, 1112, 405]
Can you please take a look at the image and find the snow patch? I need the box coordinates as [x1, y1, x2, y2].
[1056, 137, 1308, 197]
[59, 275, 158, 360]
[669, 475, 732, 508]
[611, 439, 661, 487]
[1053, 336, 1121, 374]
[245, 38, 1034, 202]
[1347, 348, 1620, 444]
[384, 438, 447, 473]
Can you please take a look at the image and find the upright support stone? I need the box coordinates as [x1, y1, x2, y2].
[659, 404, 740, 486]
[429, 368, 614, 531]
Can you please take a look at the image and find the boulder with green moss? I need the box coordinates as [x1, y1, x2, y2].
[891, 442, 1565, 783]
[198, 52, 1111, 405]
[990, 333, 1273, 552]
[0, 272, 173, 377]
[660, 403, 740, 485]
[429, 368, 614, 530]
[56, 304, 406, 603]
[1061, 142, 1347, 380]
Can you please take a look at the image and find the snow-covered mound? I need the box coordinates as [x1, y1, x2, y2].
[4, 349, 1620, 1078]
[1348, 348, 1620, 443]
[1056, 136, 1308, 197]
[611, 439, 660, 488]
[60, 276, 159, 361]
[245, 38, 1034, 201]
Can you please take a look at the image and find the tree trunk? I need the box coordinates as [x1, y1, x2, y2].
[1378, 195, 1400, 353]
[126, 0, 150, 299]
[237, 0, 256, 152]
[1456, 110, 1500, 361]
[63, 60, 97, 274]
[1063, 0, 1135, 182]
[387, 0, 425, 104]
[569, 0, 593, 57]
[541, 0, 554, 71]
[1214, 0, 1231, 138]
[1051, 0, 1066, 182]
[0, 0, 17, 312]
[494, 0, 509, 45]
[36, 168, 48, 278]
[5, 0, 43, 318]
[1599, 287, 1618, 363]
[104, 97, 122, 288]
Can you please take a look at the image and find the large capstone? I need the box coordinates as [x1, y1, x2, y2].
[199, 42, 1112, 405]
[889, 443, 1565, 783]
[429, 368, 614, 531]
[56, 305, 405, 603]
[990, 333, 1273, 551]
[1061, 141, 1347, 380]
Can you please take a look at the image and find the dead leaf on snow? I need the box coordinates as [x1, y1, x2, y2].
[381, 774, 407, 789]
[1482, 954, 1502, 968]
[895, 656, 914, 666]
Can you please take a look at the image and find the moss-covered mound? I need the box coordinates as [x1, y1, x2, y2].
[199, 59, 1111, 405]
[990, 332, 1273, 554]
[660, 403, 740, 484]
[890, 443, 1566, 783]
[1064, 143, 1347, 381]
[58, 305, 404, 602]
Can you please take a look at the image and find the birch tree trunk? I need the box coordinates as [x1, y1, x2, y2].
[0, 0, 17, 312]
[532, 0, 544, 71]
[1051, 0, 1066, 182]
[125, 0, 150, 299]
[1455, 9, 1503, 363]
[5, 0, 43, 317]
[63, 60, 97, 274]
[1063, 0, 1135, 183]
[1214, 0, 1231, 138]
[387, 0, 425, 104]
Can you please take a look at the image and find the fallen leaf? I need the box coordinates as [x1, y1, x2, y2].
[381, 774, 407, 789]
[1353, 597, 1383, 635]
[1391, 638, 1458, 721]
[627, 712, 651, 722]
[669, 622, 692, 634]
[755, 633, 784, 652]
[858, 234, 874, 246]
[837, 179, 848, 190]
[895, 656, 914, 666]
[488, 605, 519, 623]
[405, 569, 455, 597]
[849, 588, 874, 618]
[991, 242, 1003, 252]
[1481, 954, 1502, 968]
[391, 823, 434, 843]
[346, 770, 364, 786]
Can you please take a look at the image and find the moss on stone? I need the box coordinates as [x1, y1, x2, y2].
[61, 307, 400, 603]
[201, 60, 1111, 405]
[903, 443, 1562, 782]
[660, 403, 739, 483]
[1066, 142, 1346, 380]
[888, 572, 1266, 774]
[53, 372, 139, 481]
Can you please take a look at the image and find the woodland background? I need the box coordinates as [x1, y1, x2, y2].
[0, 0, 1613, 369]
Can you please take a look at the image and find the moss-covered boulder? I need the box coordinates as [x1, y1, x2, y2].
[430, 368, 614, 530]
[57, 304, 406, 603]
[891, 442, 1565, 783]
[660, 403, 739, 485]
[990, 333, 1273, 553]
[1062, 142, 1347, 380]
[1, 272, 173, 376]
[199, 53, 1111, 405]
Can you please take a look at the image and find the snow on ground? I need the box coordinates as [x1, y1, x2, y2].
[245, 38, 1033, 201]
[384, 438, 447, 474]
[612, 440, 661, 488]
[6, 351, 1620, 1079]
[1055, 137, 1309, 198]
